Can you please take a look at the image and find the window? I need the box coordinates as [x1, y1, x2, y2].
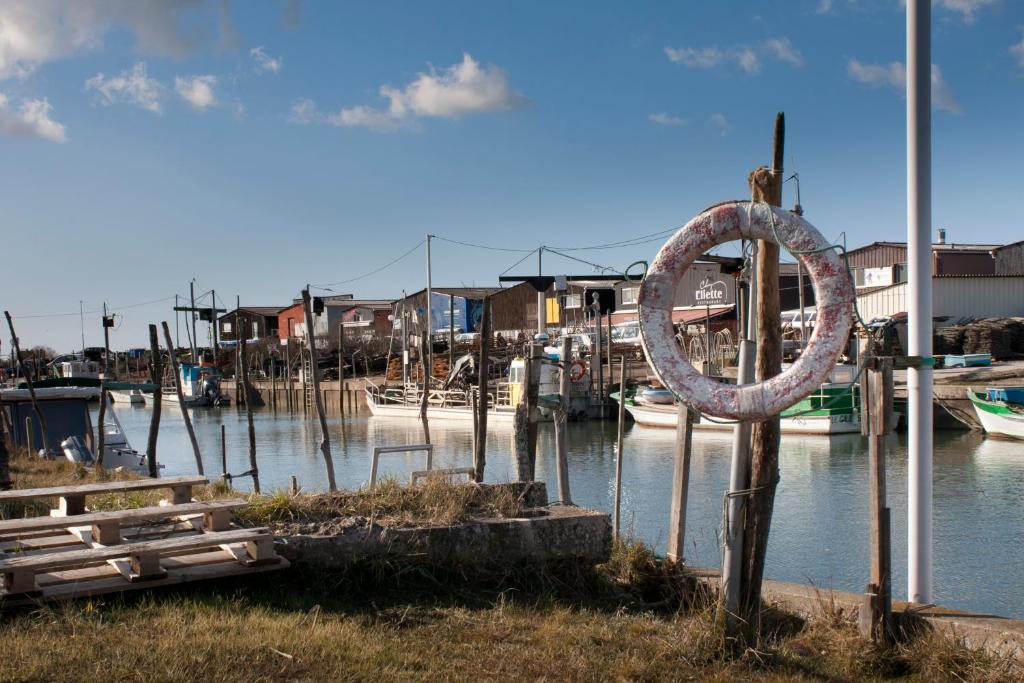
[621, 287, 639, 305]
[252, 322, 259, 338]
[853, 268, 866, 287]
[894, 263, 908, 284]
[564, 293, 582, 309]
[223, 322, 233, 333]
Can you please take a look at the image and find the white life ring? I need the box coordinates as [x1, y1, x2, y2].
[569, 359, 587, 382]
[638, 201, 855, 421]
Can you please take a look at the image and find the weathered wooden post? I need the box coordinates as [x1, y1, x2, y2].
[95, 388, 108, 472]
[285, 340, 293, 412]
[145, 324, 162, 478]
[239, 336, 260, 494]
[473, 297, 491, 482]
[739, 113, 786, 622]
[3, 311, 51, 455]
[419, 330, 430, 418]
[525, 341, 543, 480]
[448, 294, 455, 374]
[859, 356, 894, 641]
[302, 289, 337, 492]
[338, 321, 345, 415]
[667, 404, 694, 562]
[220, 423, 228, 487]
[554, 335, 573, 505]
[613, 356, 627, 536]
[161, 322, 204, 475]
[270, 352, 278, 412]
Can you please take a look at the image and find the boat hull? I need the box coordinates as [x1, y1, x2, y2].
[968, 391, 1024, 440]
[365, 399, 520, 422]
[623, 403, 863, 435]
[109, 390, 145, 404]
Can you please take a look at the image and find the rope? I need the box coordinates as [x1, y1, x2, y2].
[223, 468, 257, 482]
[720, 474, 781, 551]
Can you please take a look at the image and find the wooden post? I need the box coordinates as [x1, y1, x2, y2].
[473, 297, 491, 482]
[525, 342, 543, 480]
[285, 340, 293, 412]
[554, 335, 573, 505]
[613, 356, 627, 536]
[448, 294, 455, 375]
[606, 314, 613, 405]
[667, 404, 695, 562]
[740, 112, 785, 621]
[95, 387, 108, 472]
[859, 357, 894, 641]
[470, 391, 479, 461]
[419, 331, 430, 419]
[161, 322, 204, 475]
[220, 423, 228, 486]
[270, 353, 277, 412]
[145, 324, 162, 478]
[239, 336, 260, 494]
[302, 289, 337, 492]
[3, 311, 51, 455]
[338, 322, 345, 415]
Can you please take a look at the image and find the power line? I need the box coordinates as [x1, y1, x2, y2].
[10, 295, 178, 320]
[542, 247, 616, 273]
[499, 248, 540, 278]
[431, 235, 534, 253]
[313, 240, 425, 288]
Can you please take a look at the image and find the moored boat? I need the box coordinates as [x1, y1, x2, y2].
[163, 362, 230, 407]
[966, 387, 1024, 440]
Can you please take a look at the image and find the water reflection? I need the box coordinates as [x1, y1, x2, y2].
[106, 402, 1024, 618]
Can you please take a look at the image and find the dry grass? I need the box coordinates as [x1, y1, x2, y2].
[0, 454, 1018, 681]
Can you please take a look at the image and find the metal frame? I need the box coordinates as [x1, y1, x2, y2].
[369, 444, 434, 488]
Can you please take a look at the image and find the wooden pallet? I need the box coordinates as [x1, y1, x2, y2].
[0, 478, 288, 606]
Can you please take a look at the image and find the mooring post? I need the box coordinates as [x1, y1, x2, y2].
[4, 311, 51, 456]
[667, 404, 695, 562]
[473, 297, 491, 482]
[513, 354, 531, 482]
[606, 314, 613, 409]
[220, 423, 228, 487]
[613, 356, 627, 537]
[290, 475, 299, 496]
[285, 340, 293, 412]
[525, 341, 543, 480]
[270, 353, 277, 412]
[302, 289, 337, 492]
[239, 336, 260, 494]
[162, 322, 204, 475]
[860, 356, 894, 641]
[419, 331, 430, 419]
[554, 335, 574, 505]
[737, 113, 786, 626]
[145, 324, 162, 478]
[338, 321, 345, 415]
[95, 387, 108, 472]
[25, 417, 34, 456]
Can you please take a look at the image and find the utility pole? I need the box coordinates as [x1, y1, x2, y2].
[79, 300, 86, 357]
[211, 289, 219, 354]
[175, 294, 180, 349]
[537, 246, 545, 335]
[102, 303, 111, 378]
[907, 0, 933, 605]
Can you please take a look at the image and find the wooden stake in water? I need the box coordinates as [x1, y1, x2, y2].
[302, 288, 337, 492]
[145, 324, 162, 478]
[95, 387, 108, 472]
[554, 335, 574, 505]
[613, 356, 626, 537]
[162, 321, 204, 475]
[667, 404, 694, 562]
[473, 296, 491, 482]
[4, 311, 51, 455]
[220, 423, 228, 487]
[239, 336, 260, 494]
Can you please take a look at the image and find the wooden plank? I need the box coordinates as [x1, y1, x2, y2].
[667, 405, 694, 562]
[0, 476, 209, 503]
[0, 499, 246, 537]
[0, 528, 270, 573]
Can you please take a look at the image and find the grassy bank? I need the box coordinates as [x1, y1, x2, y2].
[0, 454, 1017, 681]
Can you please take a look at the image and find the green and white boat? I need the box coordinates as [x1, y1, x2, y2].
[967, 388, 1024, 440]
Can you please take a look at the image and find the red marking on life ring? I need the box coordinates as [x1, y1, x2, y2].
[638, 201, 855, 421]
[569, 359, 587, 382]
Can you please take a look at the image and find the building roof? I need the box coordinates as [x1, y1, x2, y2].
[325, 299, 395, 310]
[217, 306, 288, 321]
[848, 240, 1002, 255]
[399, 287, 503, 300]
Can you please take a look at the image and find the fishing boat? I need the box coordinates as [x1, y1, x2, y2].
[0, 386, 154, 474]
[966, 387, 1024, 440]
[163, 362, 230, 407]
[364, 354, 596, 421]
[109, 388, 146, 404]
[615, 365, 875, 435]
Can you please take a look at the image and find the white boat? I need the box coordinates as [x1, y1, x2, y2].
[163, 362, 230, 407]
[967, 388, 1024, 440]
[109, 389, 145, 404]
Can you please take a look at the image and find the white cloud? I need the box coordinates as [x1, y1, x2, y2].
[708, 112, 729, 136]
[665, 38, 803, 73]
[0, 93, 66, 142]
[765, 38, 804, 67]
[85, 61, 163, 113]
[175, 74, 218, 110]
[288, 98, 319, 124]
[1012, 29, 1024, 69]
[648, 112, 686, 127]
[816, 0, 833, 14]
[319, 53, 527, 130]
[847, 59, 962, 113]
[0, 1, 212, 81]
[250, 46, 281, 74]
[664, 46, 724, 68]
[935, 0, 996, 24]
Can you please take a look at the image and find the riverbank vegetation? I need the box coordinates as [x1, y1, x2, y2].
[0, 453, 1017, 681]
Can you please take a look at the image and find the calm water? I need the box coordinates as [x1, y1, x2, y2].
[107, 401, 1024, 619]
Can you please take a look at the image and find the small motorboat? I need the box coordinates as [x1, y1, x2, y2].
[967, 387, 1024, 440]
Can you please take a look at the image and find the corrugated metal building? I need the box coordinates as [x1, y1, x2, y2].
[995, 240, 1024, 275]
[846, 237, 1000, 291]
[856, 275, 1024, 322]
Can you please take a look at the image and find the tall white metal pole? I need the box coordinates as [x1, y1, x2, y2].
[537, 246, 545, 335]
[425, 234, 433, 380]
[907, 0, 933, 605]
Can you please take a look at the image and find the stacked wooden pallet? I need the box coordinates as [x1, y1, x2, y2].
[0, 476, 287, 606]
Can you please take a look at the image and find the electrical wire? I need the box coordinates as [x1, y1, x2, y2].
[431, 235, 534, 253]
[312, 240, 425, 288]
[499, 248, 540, 279]
[10, 295, 178, 319]
[542, 247, 616, 273]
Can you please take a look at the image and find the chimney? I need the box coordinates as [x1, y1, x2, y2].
[937, 228, 946, 244]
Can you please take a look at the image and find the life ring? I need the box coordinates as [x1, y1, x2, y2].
[638, 201, 855, 421]
[568, 359, 587, 382]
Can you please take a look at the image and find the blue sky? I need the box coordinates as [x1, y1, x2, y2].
[2, 0, 1022, 350]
